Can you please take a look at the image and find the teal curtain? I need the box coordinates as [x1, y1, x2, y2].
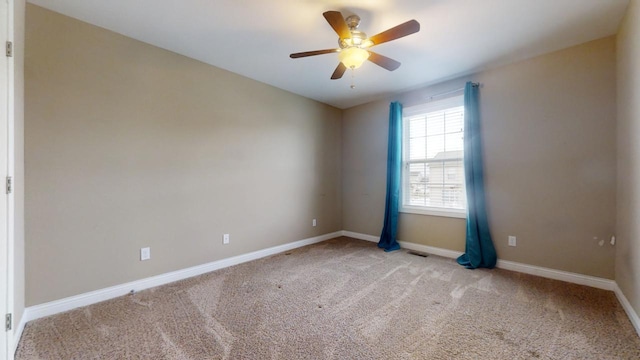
[378, 102, 402, 252]
[457, 82, 497, 269]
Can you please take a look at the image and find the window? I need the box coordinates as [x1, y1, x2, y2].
[401, 95, 466, 218]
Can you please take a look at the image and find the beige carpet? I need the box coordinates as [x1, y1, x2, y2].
[16, 237, 640, 359]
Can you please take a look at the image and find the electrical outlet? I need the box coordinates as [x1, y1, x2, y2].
[508, 236, 516, 247]
[140, 247, 151, 261]
[223, 234, 230, 245]
[312, 219, 317, 227]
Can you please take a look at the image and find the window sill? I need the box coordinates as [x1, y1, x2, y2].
[400, 206, 467, 219]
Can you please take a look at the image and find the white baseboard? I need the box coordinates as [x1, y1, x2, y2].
[13, 314, 27, 354]
[342, 231, 378, 243]
[342, 230, 464, 259]
[398, 241, 464, 259]
[20, 231, 342, 330]
[496, 259, 615, 291]
[614, 283, 640, 337]
[341, 231, 615, 290]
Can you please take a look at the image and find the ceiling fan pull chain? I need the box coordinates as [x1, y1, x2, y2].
[350, 68, 356, 89]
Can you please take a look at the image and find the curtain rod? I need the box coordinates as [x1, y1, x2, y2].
[426, 82, 480, 101]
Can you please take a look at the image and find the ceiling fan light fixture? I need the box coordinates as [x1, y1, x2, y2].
[339, 47, 370, 69]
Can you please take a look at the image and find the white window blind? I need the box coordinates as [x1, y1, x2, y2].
[402, 95, 466, 218]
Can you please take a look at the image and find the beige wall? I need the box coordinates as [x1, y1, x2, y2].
[343, 36, 617, 279]
[616, 0, 640, 317]
[25, 5, 342, 306]
[24, 2, 624, 308]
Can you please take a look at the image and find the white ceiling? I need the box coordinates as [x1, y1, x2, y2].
[28, 0, 629, 109]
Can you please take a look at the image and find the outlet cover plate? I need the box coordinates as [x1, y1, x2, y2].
[140, 247, 151, 261]
[508, 236, 516, 247]
[223, 234, 230, 245]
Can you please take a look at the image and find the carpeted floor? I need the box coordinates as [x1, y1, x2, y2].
[16, 237, 640, 359]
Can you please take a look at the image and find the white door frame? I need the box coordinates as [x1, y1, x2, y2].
[1, 0, 15, 359]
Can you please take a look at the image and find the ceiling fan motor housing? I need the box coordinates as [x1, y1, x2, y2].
[339, 30, 369, 49]
[339, 15, 370, 49]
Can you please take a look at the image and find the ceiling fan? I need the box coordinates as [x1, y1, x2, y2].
[290, 11, 420, 80]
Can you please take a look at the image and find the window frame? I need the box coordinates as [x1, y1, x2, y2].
[400, 95, 467, 219]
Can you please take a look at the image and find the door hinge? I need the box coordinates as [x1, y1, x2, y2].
[5, 313, 11, 331]
[6, 176, 11, 194]
[5, 41, 12, 57]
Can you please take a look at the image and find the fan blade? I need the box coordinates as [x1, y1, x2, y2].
[290, 49, 339, 58]
[369, 20, 420, 47]
[368, 51, 401, 71]
[331, 63, 347, 80]
[323, 11, 351, 39]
